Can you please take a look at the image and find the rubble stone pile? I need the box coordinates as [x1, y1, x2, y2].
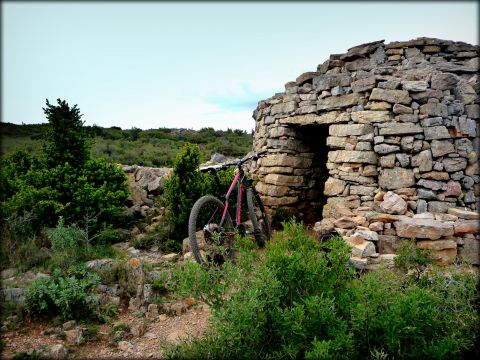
[251, 38, 479, 267]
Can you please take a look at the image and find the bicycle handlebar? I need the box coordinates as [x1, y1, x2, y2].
[199, 150, 268, 172]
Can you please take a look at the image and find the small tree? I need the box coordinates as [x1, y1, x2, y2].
[43, 98, 90, 169]
[164, 143, 205, 240]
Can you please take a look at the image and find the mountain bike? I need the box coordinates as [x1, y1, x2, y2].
[188, 150, 271, 267]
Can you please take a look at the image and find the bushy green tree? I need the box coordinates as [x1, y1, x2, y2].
[43, 98, 90, 169]
[164, 143, 205, 239]
[163, 142, 235, 240]
[1, 99, 128, 238]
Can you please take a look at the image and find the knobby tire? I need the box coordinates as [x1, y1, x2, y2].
[246, 188, 271, 247]
[188, 195, 234, 267]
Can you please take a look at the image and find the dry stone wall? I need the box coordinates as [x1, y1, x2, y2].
[251, 38, 479, 267]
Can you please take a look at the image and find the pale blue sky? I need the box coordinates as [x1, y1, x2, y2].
[2, 1, 478, 131]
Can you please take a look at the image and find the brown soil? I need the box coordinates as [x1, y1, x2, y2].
[1, 301, 211, 359]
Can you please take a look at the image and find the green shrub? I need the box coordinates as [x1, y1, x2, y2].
[394, 240, 433, 278]
[1, 100, 129, 235]
[350, 266, 479, 358]
[2, 155, 128, 232]
[164, 142, 236, 241]
[46, 217, 89, 270]
[270, 207, 297, 230]
[168, 220, 479, 359]
[96, 227, 126, 244]
[164, 143, 205, 240]
[24, 263, 100, 321]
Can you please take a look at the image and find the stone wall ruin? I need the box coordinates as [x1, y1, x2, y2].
[251, 38, 479, 267]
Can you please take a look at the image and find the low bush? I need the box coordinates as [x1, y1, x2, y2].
[168, 220, 479, 359]
[270, 207, 297, 230]
[23, 263, 100, 322]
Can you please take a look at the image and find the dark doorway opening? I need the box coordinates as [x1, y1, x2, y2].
[294, 124, 330, 224]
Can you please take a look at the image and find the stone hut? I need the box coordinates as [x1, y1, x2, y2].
[250, 38, 479, 267]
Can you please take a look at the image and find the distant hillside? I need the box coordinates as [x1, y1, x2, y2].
[0, 122, 253, 167]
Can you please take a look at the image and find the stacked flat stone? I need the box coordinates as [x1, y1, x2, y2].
[251, 38, 479, 267]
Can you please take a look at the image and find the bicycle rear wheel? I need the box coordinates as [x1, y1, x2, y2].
[246, 188, 271, 247]
[188, 195, 235, 267]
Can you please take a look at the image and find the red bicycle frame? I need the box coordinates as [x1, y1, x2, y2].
[221, 169, 245, 227]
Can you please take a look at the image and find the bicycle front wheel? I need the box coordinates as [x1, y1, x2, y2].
[188, 195, 235, 267]
[246, 188, 271, 247]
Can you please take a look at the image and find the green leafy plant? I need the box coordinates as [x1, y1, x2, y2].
[167, 220, 479, 359]
[23, 264, 100, 321]
[394, 240, 433, 278]
[270, 207, 297, 230]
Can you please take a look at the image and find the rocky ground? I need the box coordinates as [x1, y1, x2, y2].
[1, 299, 211, 359]
[0, 240, 212, 360]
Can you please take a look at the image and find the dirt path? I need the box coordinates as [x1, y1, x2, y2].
[1, 300, 211, 359]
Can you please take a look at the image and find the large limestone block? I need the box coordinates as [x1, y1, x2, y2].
[379, 167, 415, 190]
[394, 218, 454, 240]
[453, 220, 480, 235]
[341, 39, 385, 61]
[443, 157, 467, 172]
[447, 208, 480, 220]
[255, 183, 291, 197]
[334, 217, 357, 229]
[378, 123, 423, 135]
[328, 150, 377, 164]
[417, 239, 457, 251]
[402, 80, 428, 92]
[271, 101, 297, 115]
[353, 228, 379, 241]
[431, 73, 460, 90]
[350, 111, 393, 123]
[451, 117, 477, 137]
[317, 93, 362, 111]
[423, 126, 451, 140]
[367, 213, 401, 223]
[430, 140, 455, 157]
[453, 82, 477, 104]
[411, 150, 433, 172]
[369, 88, 412, 105]
[327, 136, 348, 149]
[419, 102, 448, 117]
[351, 76, 377, 92]
[379, 191, 408, 215]
[374, 144, 400, 155]
[135, 167, 172, 194]
[260, 154, 312, 168]
[458, 237, 480, 265]
[279, 111, 346, 126]
[417, 240, 458, 266]
[465, 104, 480, 119]
[296, 71, 321, 85]
[329, 124, 374, 136]
[350, 185, 376, 196]
[262, 195, 299, 206]
[329, 202, 355, 218]
[420, 172, 450, 181]
[434, 62, 478, 74]
[349, 240, 376, 258]
[324, 177, 347, 196]
[313, 73, 351, 91]
[428, 201, 455, 214]
[264, 174, 305, 187]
